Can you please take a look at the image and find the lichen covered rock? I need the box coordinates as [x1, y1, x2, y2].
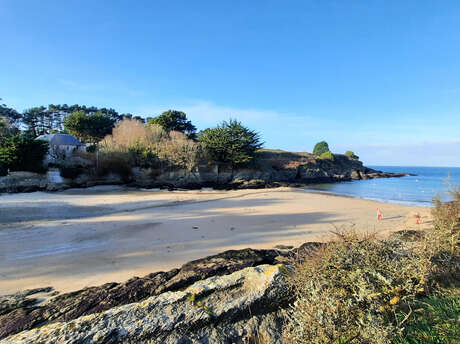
[3, 265, 289, 344]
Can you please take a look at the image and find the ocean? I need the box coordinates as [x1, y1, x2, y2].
[304, 166, 460, 207]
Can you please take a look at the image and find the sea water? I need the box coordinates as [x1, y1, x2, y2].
[304, 166, 460, 207]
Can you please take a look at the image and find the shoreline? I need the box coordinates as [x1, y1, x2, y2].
[0, 187, 431, 295]
[301, 187, 433, 207]
[1, 180, 434, 208]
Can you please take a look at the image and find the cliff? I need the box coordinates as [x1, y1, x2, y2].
[0, 151, 409, 193]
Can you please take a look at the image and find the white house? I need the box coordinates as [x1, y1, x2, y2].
[36, 133, 86, 163]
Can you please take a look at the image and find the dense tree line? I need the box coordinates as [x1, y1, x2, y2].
[1, 99, 265, 176]
[1, 97, 360, 178]
[0, 100, 146, 138]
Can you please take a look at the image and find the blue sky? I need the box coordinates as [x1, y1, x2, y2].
[1, 1, 459, 166]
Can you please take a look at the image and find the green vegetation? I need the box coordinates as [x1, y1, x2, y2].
[147, 110, 197, 139]
[346, 150, 359, 159]
[0, 134, 49, 176]
[394, 290, 460, 344]
[63, 110, 116, 143]
[0, 97, 267, 177]
[198, 119, 262, 168]
[319, 151, 335, 160]
[59, 165, 86, 179]
[284, 186, 460, 344]
[313, 140, 330, 156]
[21, 104, 123, 137]
[0, 99, 21, 129]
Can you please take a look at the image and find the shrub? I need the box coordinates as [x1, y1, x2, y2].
[99, 119, 201, 172]
[432, 184, 460, 233]
[59, 166, 85, 179]
[147, 110, 197, 139]
[0, 134, 49, 174]
[159, 131, 201, 171]
[313, 141, 330, 156]
[96, 152, 133, 180]
[319, 151, 335, 161]
[426, 185, 460, 285]
[86, 144, 97, 153]
[346, 150, 359, 159]
[0, 161, 7, 176]
[198, 119, 263, 168]
[284, 232, 430, 344]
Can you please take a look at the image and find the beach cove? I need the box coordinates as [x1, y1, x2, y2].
[0, 186, 431, 295]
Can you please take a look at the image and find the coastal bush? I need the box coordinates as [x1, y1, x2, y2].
[147, 110, 197, 139]
[283, 232, 430, 344]
[0, 161, 7, 176]
[98, 154, 132, 180]
[86, 144, 97, 153]
[319, 151, 335, 161]
[198, 119, 263, 168]
[158, 131, 201, 171]
[313, 141, 330, 156]
[346, 150, 359, 159]
[64, 110, 116, 143]
[0, 134, 49, 174]
[59, 165, 85, 179]
[99, 119, 201, 172]
[426, 185, 460, 285]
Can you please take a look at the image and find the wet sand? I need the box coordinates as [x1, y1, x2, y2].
[0, 186, 431, 295]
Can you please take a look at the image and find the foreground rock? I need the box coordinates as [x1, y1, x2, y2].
[0, 248, 288, 339]
[2, 265, 289, 344]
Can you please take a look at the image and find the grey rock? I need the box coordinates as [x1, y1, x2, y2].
[0, 248, 284, 339]
[3, 265, 289, 344]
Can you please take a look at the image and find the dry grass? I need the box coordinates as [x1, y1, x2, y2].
[427, 184, 460, 286]
[283, 232, 431, 344]
[98, 119, 201, 172]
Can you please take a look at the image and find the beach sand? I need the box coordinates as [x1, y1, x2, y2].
[0, 186, 431, 295]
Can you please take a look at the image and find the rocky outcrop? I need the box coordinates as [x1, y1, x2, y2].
[0, 248, 289, 340]
[0, 152, 411, 193]
[2, 265, 289, 344]
[0, 244, 323, 343]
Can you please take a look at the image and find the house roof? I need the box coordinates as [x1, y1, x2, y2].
[36, 134, 84, 146]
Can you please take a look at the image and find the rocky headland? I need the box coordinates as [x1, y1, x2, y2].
[0, 151, 410, 193]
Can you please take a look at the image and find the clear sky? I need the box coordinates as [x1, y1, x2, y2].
[1, 1, 459, 166]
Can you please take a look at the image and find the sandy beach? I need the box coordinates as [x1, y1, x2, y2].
[0, 186, 431, 295]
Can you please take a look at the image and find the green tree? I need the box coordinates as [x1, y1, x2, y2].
[345, 150, 359, 160]
[148, 110, 196, 139]
[319, 151, 335, 160]
[64, 110, 115, 143]
[22, 106, 50, 137]
[198, 119, 263, 168]
[313, 141, 330, 156]
[0, 134, 49, 175]
[0, 99, 22, 128]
